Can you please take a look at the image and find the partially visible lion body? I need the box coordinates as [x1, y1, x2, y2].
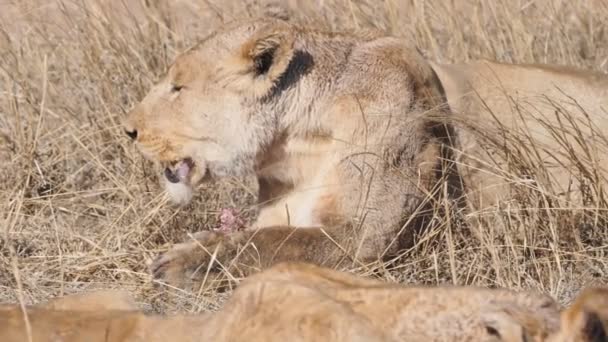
[432, 60, 608, 209]
[2, 263, 607, 341]
[123, 17, 608, 287]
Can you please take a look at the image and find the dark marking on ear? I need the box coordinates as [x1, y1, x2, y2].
[583, 311, 607, 342]
[254, 47, 276, 75]
[261, 50, 314, 102]
[241, 23, 297, 98]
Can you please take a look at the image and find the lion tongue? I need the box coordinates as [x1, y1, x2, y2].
[164, 159, 192, 184]
[175, 160, 191, 180]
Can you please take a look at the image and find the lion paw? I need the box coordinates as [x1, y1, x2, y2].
[150, 241, 198, 285]
[149, 231, 237, 288]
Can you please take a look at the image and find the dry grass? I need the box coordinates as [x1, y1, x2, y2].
[1, 0, 607, 314]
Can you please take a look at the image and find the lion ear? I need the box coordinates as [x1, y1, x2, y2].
[557, 287, 608, 341]
[241, 23, 295, 97]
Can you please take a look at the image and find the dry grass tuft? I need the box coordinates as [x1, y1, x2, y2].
[1, 0, 607, 313]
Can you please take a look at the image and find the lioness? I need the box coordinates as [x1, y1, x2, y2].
[2, 263, 607, 341]
[123, 16, 608, 287]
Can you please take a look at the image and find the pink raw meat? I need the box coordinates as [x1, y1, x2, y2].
[214, 208, 245, 233]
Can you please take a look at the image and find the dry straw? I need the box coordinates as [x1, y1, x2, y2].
[0, 0, 606, 314]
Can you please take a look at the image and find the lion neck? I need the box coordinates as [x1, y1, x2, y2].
[254, 128, 336, 207]
[251, 32, 385, 208]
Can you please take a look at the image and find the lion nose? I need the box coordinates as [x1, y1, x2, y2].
[125, 128, 138, 140]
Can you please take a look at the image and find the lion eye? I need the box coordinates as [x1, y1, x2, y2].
[170, 84, 184, 93]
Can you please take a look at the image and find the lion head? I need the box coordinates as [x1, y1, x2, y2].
[123, 18, 299, 205]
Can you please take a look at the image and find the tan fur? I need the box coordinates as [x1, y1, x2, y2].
[123, 17, 608, 288]
[40, 290, 137, 311]
[1, 263, 606, 341]
[430, 60, 608, 209]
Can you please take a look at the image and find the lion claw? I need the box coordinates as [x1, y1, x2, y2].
[148, 231, 234, 288]
[150, 254, 171, 281]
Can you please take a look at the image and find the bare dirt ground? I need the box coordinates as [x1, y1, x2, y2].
[1, 0, 607, 314]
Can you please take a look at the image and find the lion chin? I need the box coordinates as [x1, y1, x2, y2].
[161, 157, 209, 206]
[164, 178, 193, 206]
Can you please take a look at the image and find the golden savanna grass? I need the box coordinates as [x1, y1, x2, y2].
[0, 0, 607, 314]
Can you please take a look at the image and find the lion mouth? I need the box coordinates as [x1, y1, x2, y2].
[164, 158, 195, 184]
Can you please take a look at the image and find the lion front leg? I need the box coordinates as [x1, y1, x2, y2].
[150, 226, 356, 289]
